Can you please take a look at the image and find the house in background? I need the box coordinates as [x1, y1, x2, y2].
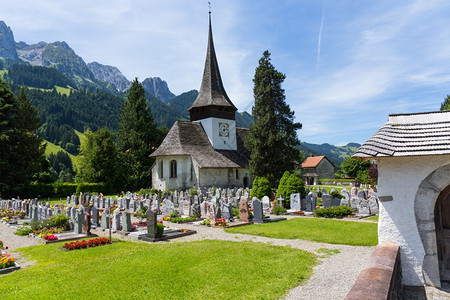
[300, 155, 335, 185]
[149, 13, 252, 191]
[354, 110, 450, 289]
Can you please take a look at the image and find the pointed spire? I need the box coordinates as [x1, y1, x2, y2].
[189, 12, 237, 121]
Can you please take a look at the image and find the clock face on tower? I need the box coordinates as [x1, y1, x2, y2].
[218, 122, 229, 137]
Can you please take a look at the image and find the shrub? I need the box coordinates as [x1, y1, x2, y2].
[14, 227, 33, 236]
[250, 177, 272, 199]
[314, 206, 353, 219]
[156, 222, 164, 236]
[48, 214, 69, 229]
[330, 191, 344, 199]
[272, 205, 287, 215]
[189, 188, 197, 196]
[276, 172, 306, 207]
[169, 211, 178, 218]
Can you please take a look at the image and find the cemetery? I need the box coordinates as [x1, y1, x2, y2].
[0, 184, 382, 299]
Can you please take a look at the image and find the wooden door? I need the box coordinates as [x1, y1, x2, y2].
[435, 185, 450, 282]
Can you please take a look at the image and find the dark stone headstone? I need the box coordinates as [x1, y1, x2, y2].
[122, 210, 133, 232]
[252, 198, 264, 224]
[146, 210, 157, 238]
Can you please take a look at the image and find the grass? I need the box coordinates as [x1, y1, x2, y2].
[306, 185, 352, 193]
[0, 239, 317, 299]
[225, 218, 378, 246]
[364, 215, 379, 222]
[316, 248, 340, 258]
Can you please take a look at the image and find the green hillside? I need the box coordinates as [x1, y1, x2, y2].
[299, 142, 361, 167]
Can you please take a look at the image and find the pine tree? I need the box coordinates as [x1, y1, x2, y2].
[245, 51, 302, 187]
[440, 95, 450, 111]
[0, 84, 46, 197]
[116, 78, 159, 190]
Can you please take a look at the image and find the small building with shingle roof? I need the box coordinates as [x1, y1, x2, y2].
[300, 155, 334, 185]
[353, 110, 450, 289]
[150, 13, 252, 190]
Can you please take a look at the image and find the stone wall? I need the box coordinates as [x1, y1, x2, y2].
[346, 243, 403, 300]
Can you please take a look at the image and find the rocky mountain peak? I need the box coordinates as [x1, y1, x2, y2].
[142, 77, 175, 103]
[0, 21, 19, 60]
[87, 62, 131, 92]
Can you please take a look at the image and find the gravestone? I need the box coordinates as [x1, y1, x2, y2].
[252, 198, 264, 224]
[341, 189, 350, 206]
[31, 204, 38, 222]
[83, 210, 91, 235]
[368, 196, 379, 215]
[182, 201, 191, 216]
[305, 193, 317, 212]
[351, 187, 357, 196]
[332, 196, 341, 207]
[206, 202, 215, 220]
[358, 200, 370, 216]
[290, 193, 301, 211]
[350, 196, 360, 211]
[200, 201, 208, 218]
[230, 197, 238, 207]
[146, 210, 157, 238]
[74, 207, 83, 234]
[129, 200, 136, 213]
[101, 209, 110, 229]
[92, 206, 100, 226]
[221, 202, 232, 221]
[357, 190, 367, 200]
[112, 209, 121, 231]
[322, 194, 333, 208]
[239, 197, 249, 222]
[122, 210, 133, 232]
[191, 202, 200, 218]
[262, 196, 271, 211]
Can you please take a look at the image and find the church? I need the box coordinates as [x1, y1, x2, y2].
[150, 13, 252, 191]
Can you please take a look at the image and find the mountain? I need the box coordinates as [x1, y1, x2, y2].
[87, 62, 131, 92]
[0, 21, 19, 64]
[142, 77, 175, 103]
[299, 142, 361, 167]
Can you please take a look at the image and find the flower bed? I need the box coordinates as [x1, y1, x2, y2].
[43, 234, 58, 241]
[0, 243, 20, 274]
[63, 237, 111, 251]
[292, 211, 304, 215]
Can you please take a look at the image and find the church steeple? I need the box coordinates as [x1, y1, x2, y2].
[189, 13, 237, 122]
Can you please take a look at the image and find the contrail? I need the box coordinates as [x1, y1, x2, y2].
[316, 1, 325, 73]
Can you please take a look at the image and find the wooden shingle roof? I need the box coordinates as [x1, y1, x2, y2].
[150, 121, 249, 168]
[353, 110, 450, 158]
[188, 14, 237, 113]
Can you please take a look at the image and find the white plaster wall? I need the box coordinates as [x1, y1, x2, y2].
[198, 168, 251, 188]
[151, 156, 195, 190]
[377, 154, 450, 286]
[197, 117, 237, 150]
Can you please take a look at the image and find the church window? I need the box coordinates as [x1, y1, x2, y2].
[159, 160, 164, 178]
[170, 160, 177, 178]
[236, 169, 239, 179]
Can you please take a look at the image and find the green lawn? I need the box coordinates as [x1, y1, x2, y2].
[225, 218, 378, 246]
[0, 240, 317, 299]
[364, 215, 379, 222]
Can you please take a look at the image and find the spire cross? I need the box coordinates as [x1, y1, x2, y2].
[208, 2, 211, 14]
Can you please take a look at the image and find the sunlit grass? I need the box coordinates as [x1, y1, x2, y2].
[0, 240, 317, 299]
[225, 218, 377, 246]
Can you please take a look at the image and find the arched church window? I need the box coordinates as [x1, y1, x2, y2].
[159, 160, 164, 178]
[170, 160, 177, 178]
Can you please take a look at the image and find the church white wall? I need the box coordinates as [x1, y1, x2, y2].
[198, 168, 252, 188]
[197, 117, 237, 150]
[151, 156, 196, 191]
[377, 155, 450, 286]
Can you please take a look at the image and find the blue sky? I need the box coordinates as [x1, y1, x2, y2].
[3, 0, 450, 145]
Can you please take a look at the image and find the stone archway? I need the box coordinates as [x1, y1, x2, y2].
[414, 163, 450, 287]
[435, 185, 450, 283]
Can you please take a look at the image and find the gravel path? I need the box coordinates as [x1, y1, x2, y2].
[0, 219, 374, 299]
